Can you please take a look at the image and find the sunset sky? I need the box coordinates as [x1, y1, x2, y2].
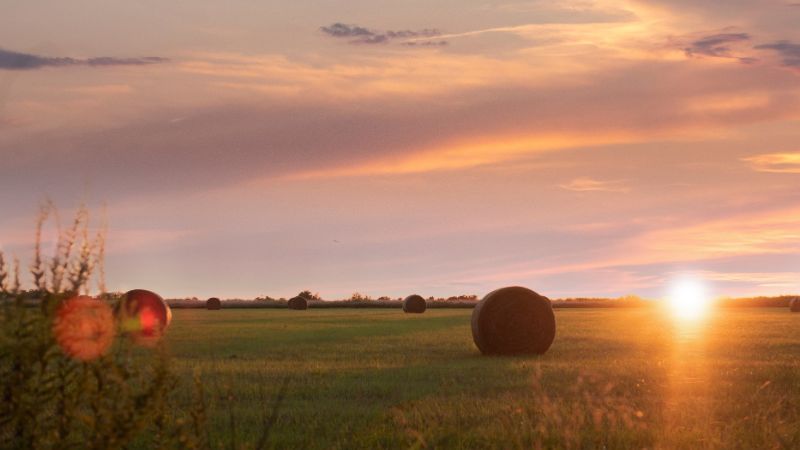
[2, 0, 799, 300]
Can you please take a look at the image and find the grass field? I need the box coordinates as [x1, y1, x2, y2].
[165, 308, 800, 449]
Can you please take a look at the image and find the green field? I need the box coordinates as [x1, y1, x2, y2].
[165, 308, 800, 449]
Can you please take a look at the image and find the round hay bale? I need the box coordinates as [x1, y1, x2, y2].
[116, 289, 171, 346]
[403, 294, 426, 313]
[206, 297, 222, 310]
[288, 296, 308, 310]
[791, 298, 800, 312]
[471, 286, 555, 355]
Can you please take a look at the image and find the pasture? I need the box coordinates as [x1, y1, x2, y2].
[166, 308, 800, 449]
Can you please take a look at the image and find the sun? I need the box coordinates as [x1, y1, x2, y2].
[667, 277, 712, 321]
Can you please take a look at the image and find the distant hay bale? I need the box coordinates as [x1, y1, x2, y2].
[288, 296, 308, 310]
[206, 297, 222, 310]
[791, 298, 800, 312]
[471, 286, 556, 355]
[403, 294, 426, 313]
[116, 289, 171, 346]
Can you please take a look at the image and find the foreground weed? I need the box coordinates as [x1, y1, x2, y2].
[0, 203, 207, 449]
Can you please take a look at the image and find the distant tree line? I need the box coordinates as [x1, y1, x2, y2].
[162, 292, 800, 309]
[11, 288, 799, 310]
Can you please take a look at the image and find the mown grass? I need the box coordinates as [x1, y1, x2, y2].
[165, 308, 800, 449]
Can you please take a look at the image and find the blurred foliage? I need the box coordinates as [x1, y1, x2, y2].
[0, 203, 207, 449]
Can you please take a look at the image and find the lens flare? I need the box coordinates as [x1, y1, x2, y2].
[54, 296, 115, 361]
[117, 289, 171, 347]
[667, 277, 711, 321]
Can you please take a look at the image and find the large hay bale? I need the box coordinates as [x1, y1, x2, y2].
[403, 294, 426, 313]
[116, 289, 171, 346]
[206, 297, 222, 310]
[288, 296, 308, 310]
[791, 298, 800, 312]
[471, 286, 556, 355]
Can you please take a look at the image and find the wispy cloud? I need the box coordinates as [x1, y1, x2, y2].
[450, 204, 800, 292]
[755, 40, 800, 68]
[680, 32, 800, 70]
[558, 177, 629, 193]
[700, 270, 800, 288]
[320, 23, 446, 46]
[401, 40, 448, 47]
[0, 48, 168, 70]
[638, 207, 800, 261]
[742, 152, 800, 173]
[290, 134, 634, 179]
[684, 32, 755, 63]
[66, 84, 134, 95]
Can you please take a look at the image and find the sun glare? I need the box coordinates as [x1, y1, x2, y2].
[667, 277, 712, 321]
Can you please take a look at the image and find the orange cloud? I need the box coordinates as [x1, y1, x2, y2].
[742, 152, 800, 173]
[178, 51, 561, 100]
[288, 132, 636, 179]
[558, 177, 629, 193]
[700, 271, 800, 288]
[446, 205, 800, 286]
[65, 84, 134, 95]
[638, 207, 800, 261]
[684, 92, 772, 114]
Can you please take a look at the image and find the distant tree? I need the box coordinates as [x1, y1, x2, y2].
[447, 294, 478, 302]
[298, 290, 320, 301]
[349, 292, 373, 301]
